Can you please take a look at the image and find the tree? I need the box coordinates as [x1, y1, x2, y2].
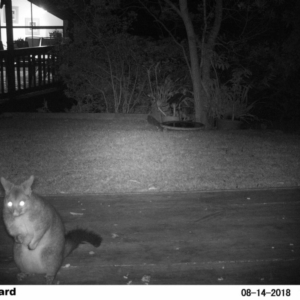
[139, 0, 300, 127]
[139, 0, 223, 125]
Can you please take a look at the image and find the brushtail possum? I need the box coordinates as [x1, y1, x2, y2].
[1, 176, 102, 284]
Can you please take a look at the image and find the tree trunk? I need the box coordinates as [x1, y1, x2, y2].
[179, 0, 222, 126]
[200, 0, 223, 96]
[179, 0, 206, 124]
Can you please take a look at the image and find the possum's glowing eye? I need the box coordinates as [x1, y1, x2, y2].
[7, 202, 13, 207]
[19, 201, 25, 207]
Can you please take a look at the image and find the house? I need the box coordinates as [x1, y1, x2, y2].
[0, 0, 70, 100]
[0, 0, 68, 49]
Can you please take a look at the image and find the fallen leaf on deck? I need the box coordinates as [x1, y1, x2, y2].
[141, 275, 151, 284]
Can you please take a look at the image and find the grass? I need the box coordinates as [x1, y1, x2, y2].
[0, 113, 299, 196]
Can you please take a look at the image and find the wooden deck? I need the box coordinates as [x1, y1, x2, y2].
[0, 188, 299, 285]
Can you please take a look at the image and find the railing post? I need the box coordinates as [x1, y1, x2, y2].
[5, 0, 15, 100]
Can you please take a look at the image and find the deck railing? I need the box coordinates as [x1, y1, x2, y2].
[0, 46, 59, 99]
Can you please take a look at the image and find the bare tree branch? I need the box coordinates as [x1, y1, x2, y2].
[138, 0, 191, 76]
[206, 0, 223, 49]
[164, 0, 182, 17]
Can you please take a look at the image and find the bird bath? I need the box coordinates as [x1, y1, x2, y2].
[161, 121, 205, 131]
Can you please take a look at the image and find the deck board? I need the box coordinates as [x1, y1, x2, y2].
[0, 188, 299, 284]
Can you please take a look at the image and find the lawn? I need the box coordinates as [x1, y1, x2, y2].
[0, 113, 299, 196]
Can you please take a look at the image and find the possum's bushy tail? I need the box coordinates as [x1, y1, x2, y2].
[64, 228, 102, 258]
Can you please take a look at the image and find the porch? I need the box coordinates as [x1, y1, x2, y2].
[0, 45, 59, 101]
[0, 0, 68, 101]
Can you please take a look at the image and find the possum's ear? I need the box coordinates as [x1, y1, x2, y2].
[1, 177, 14, 194]
[21, 175, 35, 195]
